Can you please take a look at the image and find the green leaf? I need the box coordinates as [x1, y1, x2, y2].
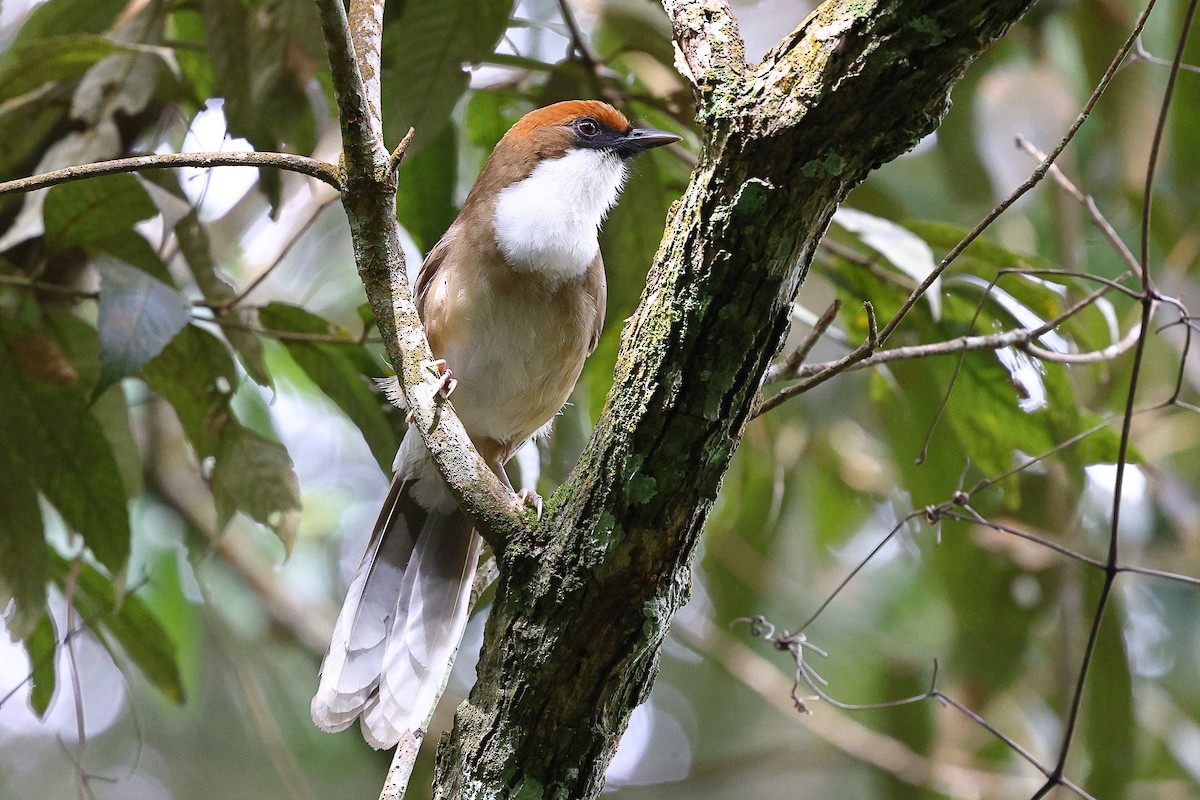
[259, 302, 398, 472]
[0, 0, 128, 42]
[49, 556, 186, 704]
[198, 0, 320, 210]
[396, 123, 458, 253]
[24, 613, 58, 718]
[831, 207, 941, 319]
[95, 259, 191, 398]
[0, 322, 130, 573]
[43, 173, 158, 255]
[381, 0, 513, 151]
[175, 211, 272, 387]
[0, 34, 124, 102]
[141, 324, 238, 460]
[210, 425, 301, 551]
[0, 452, 49, 639]
[262, 302, 397, 451]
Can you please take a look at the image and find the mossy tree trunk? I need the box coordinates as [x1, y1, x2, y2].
[429, 1, 1036, 798]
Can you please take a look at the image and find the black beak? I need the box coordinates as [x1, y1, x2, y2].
[615, 127, 682, 157]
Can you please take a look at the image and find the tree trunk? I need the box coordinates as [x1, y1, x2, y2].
[432, 1, 1035, 797]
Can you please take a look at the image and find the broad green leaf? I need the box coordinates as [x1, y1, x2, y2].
[95, 227, 174, 283]
[381, 0, 513, 151]
[141, 324, 237, 460]
[43, 173, 158, 255]
[175, 211, 272, 387]
[210, 425, 301, 551]
[0, 103, 65, 180]
[0, 322, 131, 573]
[24, 613, 58, 718]
[49, 556, 186, 704]
[831, 207, 941, 320]
[0, 453, 49, 639]
[396, 123, 458, 253]
[0, 34, 124, 102]
[259, 302, 397, 473]
[95, 259, 190, 398]
[199, 0, 320, 210]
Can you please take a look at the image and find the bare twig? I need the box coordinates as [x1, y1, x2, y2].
[0, 151, 341, 197]
[1016, 135, 1142, 279]
[755, 302, 876, 415]
[765, 299, 841, 384]
[1033, 2, 1200, 794]
[387, 127, 416, 176]
[873, 0, 1159, 348]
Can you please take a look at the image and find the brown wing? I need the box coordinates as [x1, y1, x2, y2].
[414, 227, 457, 318]
[586, 251, 607, 356]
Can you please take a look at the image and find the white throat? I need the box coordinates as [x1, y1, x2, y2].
[493, 148, 628, 280]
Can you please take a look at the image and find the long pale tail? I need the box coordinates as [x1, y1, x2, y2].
[312, 432, 482, 750]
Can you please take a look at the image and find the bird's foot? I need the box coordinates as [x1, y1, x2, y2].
[422, 359, 457, 400]
[516, 488, 543, 520]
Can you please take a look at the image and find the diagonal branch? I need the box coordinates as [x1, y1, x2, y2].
[312, 0, 527, 550]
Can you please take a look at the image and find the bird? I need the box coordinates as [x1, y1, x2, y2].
[311, 100, 681, 750]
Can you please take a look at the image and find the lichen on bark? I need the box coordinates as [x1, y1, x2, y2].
[425, 1, 1036, 798]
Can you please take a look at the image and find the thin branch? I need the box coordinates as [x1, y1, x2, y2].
[873, 0, 1159, 348]
[557, 0, 600, 74]
[1040, 0, 1200, 789]
[205, 315, 383, 345]
[387, 127, 416, 176]
[1133, 34, 1200, 74]
[0, 151, 341, 197]
[1016, 135, 1142, 280]
[765, 299, 841, 384]
[754, 301, 875, 416]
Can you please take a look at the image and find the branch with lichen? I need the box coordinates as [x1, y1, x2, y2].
[312, 0, 528, 550]
[431, 2, 1038, 798]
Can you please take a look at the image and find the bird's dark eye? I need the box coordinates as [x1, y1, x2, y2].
[577, 118, 599, 137]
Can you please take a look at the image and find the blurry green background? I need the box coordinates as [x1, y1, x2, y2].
[0, 0, 1198, 798]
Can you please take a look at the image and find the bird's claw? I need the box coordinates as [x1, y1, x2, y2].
[516, 488, 543, 520]
[422, 359, 457, 400]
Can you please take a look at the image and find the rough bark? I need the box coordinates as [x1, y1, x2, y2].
[431, 1, 1035, 798]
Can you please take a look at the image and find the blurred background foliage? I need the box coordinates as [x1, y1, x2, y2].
[0, 0, 1198, 798]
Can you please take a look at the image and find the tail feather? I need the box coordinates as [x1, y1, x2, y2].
[360, 513, 481, 749]
[312, 432, 482, 750]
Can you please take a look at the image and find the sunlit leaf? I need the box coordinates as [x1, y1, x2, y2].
[95, 259, 190, 398]
[24, 613, 58, 718]
[0, 34, 127, 102]
[832, 207, 941, 320]
[0, 321, 130, 573]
